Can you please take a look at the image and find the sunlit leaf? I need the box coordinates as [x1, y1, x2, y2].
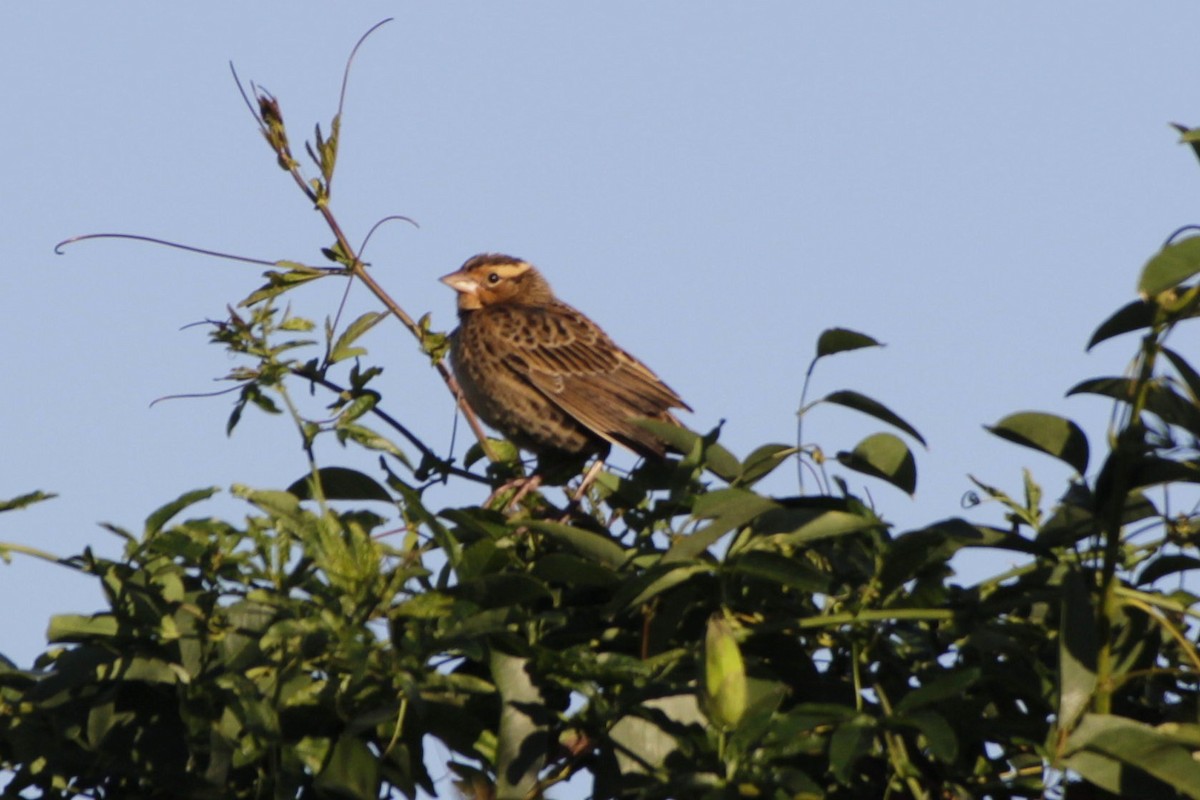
[1139, 235, 1200, 298]
[144, 487, 220, 536]
[47, 613, 119, 642]
[330, 311, 386, 364]
[836, 432, 917, 495]
[703, 614, 747, 730]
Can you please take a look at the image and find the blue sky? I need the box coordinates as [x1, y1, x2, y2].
[4, 3, 1200, 792]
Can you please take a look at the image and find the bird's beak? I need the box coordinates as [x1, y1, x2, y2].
[440, 271, 478, 295]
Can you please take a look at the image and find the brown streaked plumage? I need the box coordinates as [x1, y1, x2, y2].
[440, 253, 691, 460]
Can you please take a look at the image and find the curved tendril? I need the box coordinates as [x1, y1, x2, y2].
[54, 233, 278, 267]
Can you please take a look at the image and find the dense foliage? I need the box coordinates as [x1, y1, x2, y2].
[3, 35, 1200, 799]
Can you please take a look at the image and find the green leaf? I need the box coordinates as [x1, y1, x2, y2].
[47, 613, 119, 642]
[633, 419, 740, 481]
[1139, 235, 1200, 297]
[894, 668, 983, 715]
[612, 561, 714, 611]
[1163, 346, 1200, 404]
[725, 550, 831, 593]
[1175, 121, 1200, 165]
[610, 694, 706, 777]
[836, 432, 917, 495]
[892, 710, 958, 762]
[240, 267, 325, 306]
[143, 487, 220, 536]
[330, 311, 386, 364]
[336, 423, 410, 464]
[1087, 299, 1156, 350]
[530, 553, 619, 587]
[1137, 554, 1200, 586]
[1063, 714, 1200, 800]
[816, 328, 883, 358]
[703, 614, 747, 730]
[667, 488, 779, 561]
[736, 443, 797, 487]
[1067, 376, 1134, 402]
[0, 490, 57, 513]
[755, 507, 882, 547]
[829, 715, 876, 785]
[986, 411, 1090, 475]
[822, 390, 926, 446]
[524, 519, 627, 569]
[286, 467, 392, 502]
[314, 734, 379, 800]
[491, 650, 546, 798]
[1058, 568, 1098, 732]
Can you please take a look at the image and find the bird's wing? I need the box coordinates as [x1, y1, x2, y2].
[497, 303, 690, 455]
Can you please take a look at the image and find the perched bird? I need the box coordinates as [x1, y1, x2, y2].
[440, 253, 691, 465]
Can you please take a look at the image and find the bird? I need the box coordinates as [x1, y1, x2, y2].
[440, 253, 691, 472]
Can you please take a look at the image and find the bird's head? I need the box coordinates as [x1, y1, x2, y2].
[440, 253, 555, 311]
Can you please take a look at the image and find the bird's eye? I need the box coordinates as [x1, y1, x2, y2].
[487, 272, 501, 285]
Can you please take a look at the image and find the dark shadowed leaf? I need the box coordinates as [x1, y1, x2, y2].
[894, 668, 982, 715]
[1067, 376, 1135, 402]
[836, 433, 917, 495]
[286, 467, 392, 502]
[1139, 236, 1200, 298]
[986, 412, 1090, 474]
[1163, 346, 1200, 404]
[530, 553, 619, 587]
[829, 715, 875, 784]
[1087, 299, 1156, 350]
[1127, 455, 1200, 490]
[1137, 554, 1200, 586]
[815, 328, 883, 358]
[822, 390, 926, 446]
